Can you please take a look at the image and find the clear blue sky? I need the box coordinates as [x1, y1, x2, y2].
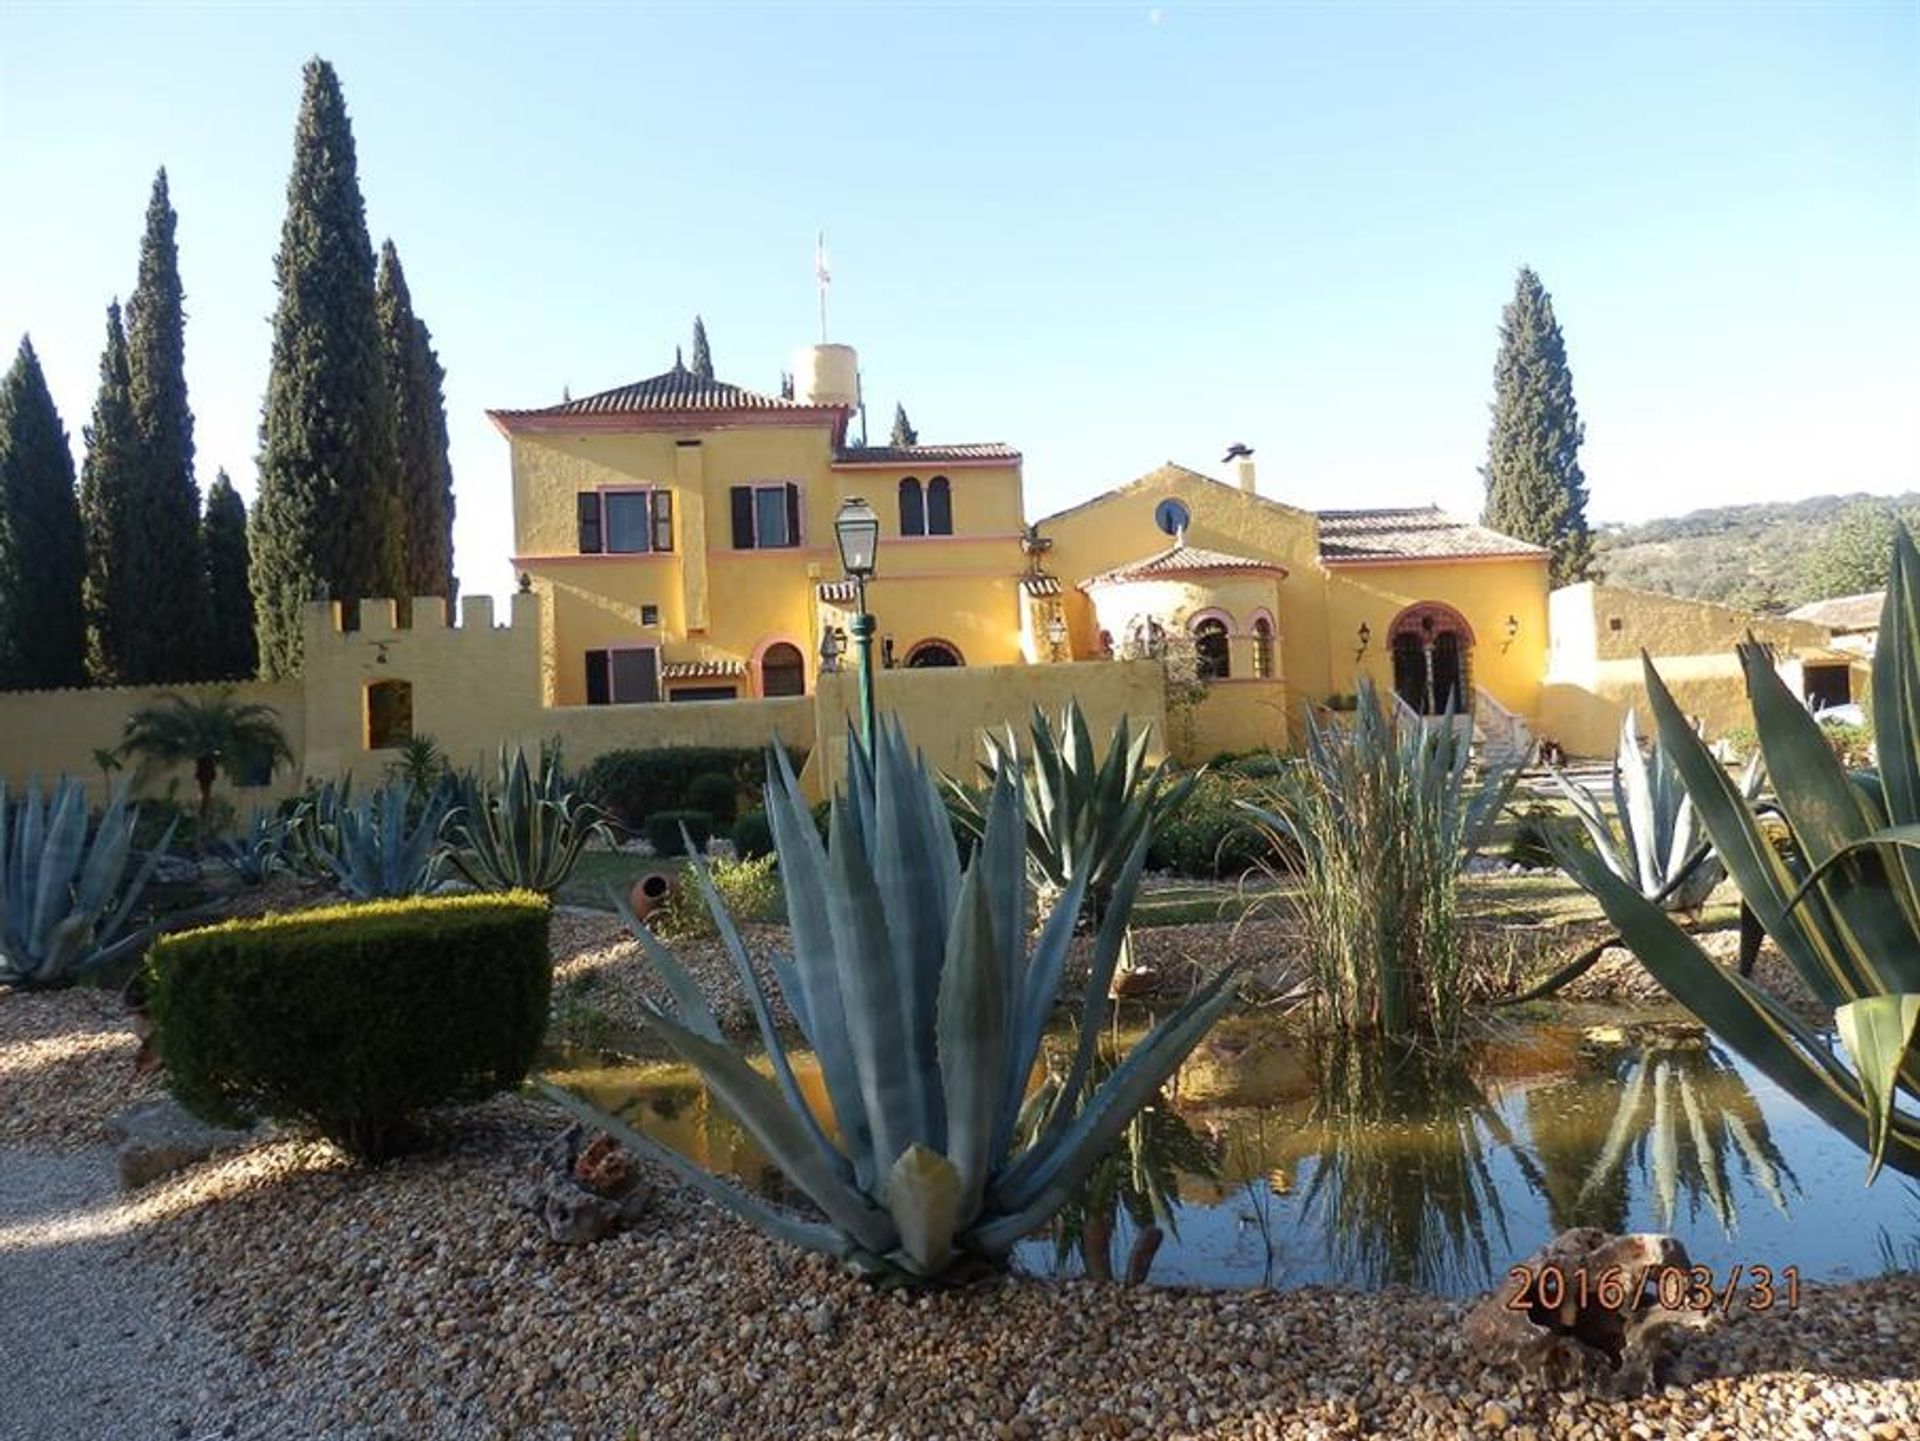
[3, 2, 1915, 604]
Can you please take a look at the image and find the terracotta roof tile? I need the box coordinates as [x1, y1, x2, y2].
[1315, 507, 1547, 562]
[495, 367, 806, 418]
[1788, 591, 1884, 632]
[661, 659, 748, 681]
[834, 443, 1021, 465]
[1080, 543, 1285, 589]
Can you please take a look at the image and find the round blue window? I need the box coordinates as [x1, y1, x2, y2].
[1153, 499, 1190, 537]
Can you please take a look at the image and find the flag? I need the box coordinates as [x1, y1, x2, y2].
[815, 232, 831, 287]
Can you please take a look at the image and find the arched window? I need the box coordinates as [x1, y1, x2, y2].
[1193, 617, 1231, 681]
[905, 639, 964, 668]
[898, 477, 925, 537]
[1388, 603, 1475, 716]
[365, 679, 413, 750]
[760, 642, 807, 697]
[1251, 616, 1275, 679]
[926, 476, 953, 535]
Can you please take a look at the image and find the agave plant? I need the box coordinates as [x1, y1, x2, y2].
[446, 745, 610, 894]
[0, 777, 174, 989]
[944, 700, 1197, 925]
[542, 719, 1238, 1281]
[312, 778, 452, 900]
[1243, 677, 1525, 1037]
[283, 777, 352, 884]
[1554, 712, 1763, 914]
[211, 807, 289, 887]
[1551, 527, 1920, 1182]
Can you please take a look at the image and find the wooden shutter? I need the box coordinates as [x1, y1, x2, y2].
[651, 490, 674, 552]
[898, 477, 924, 537]
[730, 486, 755, 549]
[927, 477, 952, 535]
[577, 493, 603, 553]
[784, 483, 802, 546]
[585, 649, 611, 705]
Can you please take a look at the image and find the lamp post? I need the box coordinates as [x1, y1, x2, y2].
[833, 496, 881, 753]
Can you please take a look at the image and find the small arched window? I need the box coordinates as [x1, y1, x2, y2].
[905, 639, 964, 668]
[365, 679, 414, 750]
[898, 477, 925, 537]
[760, 642, 807, 697]
[1251, 617, 1275, 679]
[926, 476, 953, 535]
[1193, 618, 1231, 681]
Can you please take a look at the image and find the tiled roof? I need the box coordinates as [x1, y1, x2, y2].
[1080, 543, 1285, 589]
[661, 659, 747, 681]
[1020, 575, 1063, 596]
[1315, 507, 1548, 562]
[834, 443, 1021, 465]
[1788, 591, 1884, 633]
[494, 366, 808, 418]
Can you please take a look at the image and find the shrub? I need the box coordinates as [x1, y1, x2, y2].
[731, 809, 774, 860]
[1147, 771, 1282, 878]
[654, 853, 784, 937]
[579, 746, 801, 829]
[147, 892, 552, 1161]
[684, 771, 739, 826]
[645, 809, 713, 856]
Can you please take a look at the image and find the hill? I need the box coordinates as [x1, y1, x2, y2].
[1593, 492, 1920, 612]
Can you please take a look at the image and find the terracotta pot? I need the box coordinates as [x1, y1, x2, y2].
[628, 871, 674, 920]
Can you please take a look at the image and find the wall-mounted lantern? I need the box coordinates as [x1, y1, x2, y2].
[1502, 614, 1520, 653]
[1045, 612, 1068, 661]
[1354, 621, 1372, 662]
[819, 625, 845, 674]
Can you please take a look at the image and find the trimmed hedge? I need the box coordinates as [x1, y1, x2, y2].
[147, 892, 552, 1161]
[645, 809, 713, 856]
[579, 746, 802, 830]
[731, 808, 774, 860]
[1147, 771, 1290, 878]
[684, 771, 739, 826]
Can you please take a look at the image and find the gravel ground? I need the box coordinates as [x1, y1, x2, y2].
[1547, 928, 1824, 1017]
[0, 1146, 242, 1441]
[6, 960, 1918, 1439]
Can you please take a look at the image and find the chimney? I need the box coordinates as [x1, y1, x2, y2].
[1223, 442, 1256, 494]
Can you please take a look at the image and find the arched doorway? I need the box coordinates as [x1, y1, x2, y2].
[905, 639, 964, 668]
[1388, 603, 1474, 716]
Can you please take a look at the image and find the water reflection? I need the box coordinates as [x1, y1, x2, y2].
[542, 1006, 1911, 1296]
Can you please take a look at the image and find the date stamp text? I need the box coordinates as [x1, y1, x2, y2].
[1505, 1263, 1800, 1316]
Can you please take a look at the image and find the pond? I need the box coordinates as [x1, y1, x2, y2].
[541, 1005, 1920, 1297]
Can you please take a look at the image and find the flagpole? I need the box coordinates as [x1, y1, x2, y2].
[816, 231, 830, 343]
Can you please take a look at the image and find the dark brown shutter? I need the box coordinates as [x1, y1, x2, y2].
[585, 649, 610, 705]
[927, 476, 952, 535]
[652, 490, 674, 552]
[784, 483, 801, 547]
[898, 477, 924, 536]
[577, 493, 603, 554]
[730, 486, 755, 549]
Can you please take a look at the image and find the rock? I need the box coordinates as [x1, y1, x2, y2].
[1109, 967, 1163, 1000]
[106, 1097, 257, 1190]
[512, 1125, 651, 1244]
[1463, 1229, 1718, 1396]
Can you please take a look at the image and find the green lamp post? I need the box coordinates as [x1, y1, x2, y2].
[833, 496, 881, 753]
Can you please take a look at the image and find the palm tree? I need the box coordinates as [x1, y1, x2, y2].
[119, 690, 293, 847]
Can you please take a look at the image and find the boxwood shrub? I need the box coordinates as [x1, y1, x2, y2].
[684, 771, 739, 826]
[146, 892, 552, 1161]
[645, 808, 713, 856]
[579, 746, 803, 829]
[1147, 771, 1290, 878]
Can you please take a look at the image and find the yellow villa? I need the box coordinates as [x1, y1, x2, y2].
[0, 331, 1873, 800]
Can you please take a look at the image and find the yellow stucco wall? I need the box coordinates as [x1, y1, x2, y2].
[811, 658, 1170, 790]
[508, 423, 1029, 704]
[0, 679, 306, 809]
[1540, 583, 1857, 755]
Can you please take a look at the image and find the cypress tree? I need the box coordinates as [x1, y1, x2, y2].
[200, 470, 257, 679]
[124, 167, 205, 680]
[376, 240, 456, 614]
[0, 337, 87, 689]
[252, 57, 403, 677]
[690, 315, 713, 381]
[890, 403, 918, 448]
[79, 304, 144, 684]
[1481, 266, 1594, 585]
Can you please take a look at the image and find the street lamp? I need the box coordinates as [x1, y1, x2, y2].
[833, 496, 881, 752]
